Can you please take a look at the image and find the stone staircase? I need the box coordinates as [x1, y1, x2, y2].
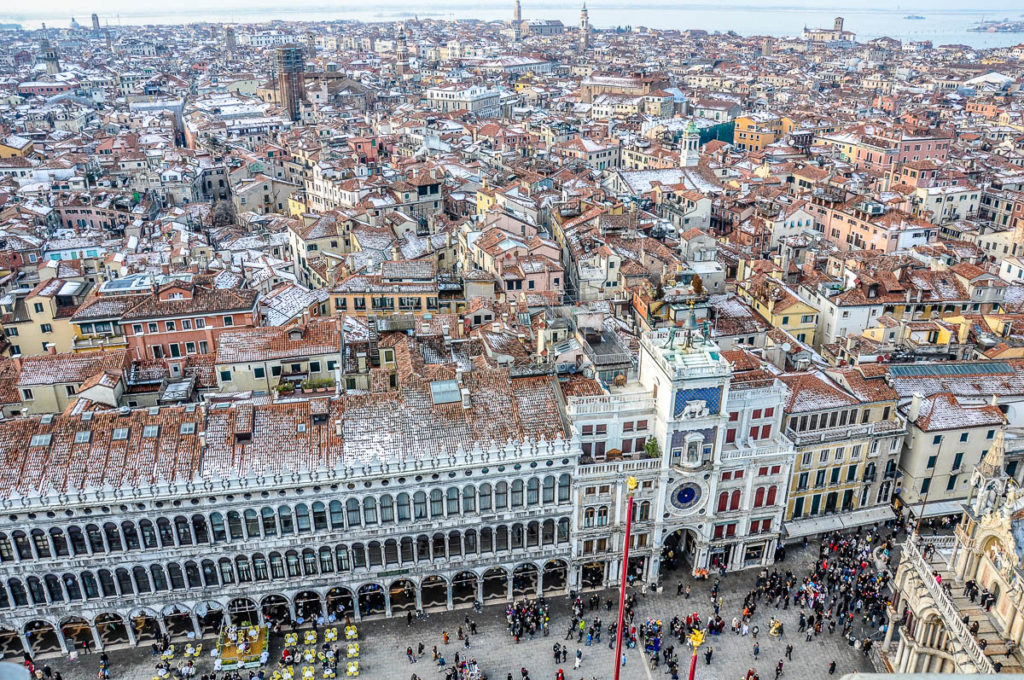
[923, 549, 1023, 673]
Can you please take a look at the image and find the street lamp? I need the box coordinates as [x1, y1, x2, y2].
[613, 476, 638, 680]
[688, 629, 706, 680]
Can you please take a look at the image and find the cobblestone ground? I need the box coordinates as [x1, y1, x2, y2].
[44, 542, 879, 680]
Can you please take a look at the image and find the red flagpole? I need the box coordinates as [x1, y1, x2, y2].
[613, 477, 637, 680]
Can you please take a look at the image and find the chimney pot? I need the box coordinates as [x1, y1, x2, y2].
[908, 392, 924, 422]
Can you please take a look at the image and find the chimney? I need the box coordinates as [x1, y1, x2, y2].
[907, 392, 924, 422]
[11, 354, 22, 373]
[990, 394, 1000, 408]
[460, 387, 471, 409]
[46, 343, 56, 355]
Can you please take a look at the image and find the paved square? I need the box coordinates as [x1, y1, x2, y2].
[44, 543, 879, 680]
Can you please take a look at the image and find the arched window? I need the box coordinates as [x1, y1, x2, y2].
[285, 551, 300, 577]
[362, 497, 377, 525]
[120, 522, 139, 550]
[244, 510, 260, 538]
[335, 545, 350, 571]
[379, 495, 394, 523]
[116, 567, 135, 594]
[167, 564, 185, 590]
[584, 508, 595, 527]
[86, 524, 105, 552]
[480, 527, 494, 552]
[542, 477, 555, 504]
[511, 480, 525, 507]
[218, 558, 235, 585]
[81, 572, 99, 599]
[8, 579, 26, 607]
[717, 492, 728, 512]
[767, 486, 778, 505]
[446, 488, 460, 515]
[400, 537, 415, 563]
[192, 515, 209, 544]
[542, 519, 555, 545]
[448, 531, 461, 556]
[132, 566, 151, 594]
[150, 565, 167, 591]
[479, 484, 493, 512]
[312, 502, 328, 531]
[464, 530, 477, 554]
[351, 544, 366, 569]
[396, 493, 411, 522]
[416, 535, 430, 561]
[138, 520, 157, 548]
[462, 486, 476, 513]
[730, 489, 741, 510]
[210, 513, 227, 542]
[26, 576, 45, 604]
[384, 540, 399, 565]
[173, 517, 191, 546]
[302, 549, 317, 575]
[173, 518, 191, 544]
[597, 506, 609, 526]
[526, 521, 539, 547]
[510, 524, 524, 549]
[49, 529, 68, 557]
[68, 527, 88, 555]
[31, 529, 51, 558]
[183, 562, 202, 588]
[432, 533, 445, 559]
[278, 506, 294, 535]
[319, 547, 334, 573]
[201, 560, 218, 587]
[495, 483, 508, 509]
[294, 504, 311, 532]
[103, 523, 122, 552]
[558, 474, 571, 502]
[430, 489, 444, 517]
[496, 525, 510, 551]
[44, 574, 62, 602]
[269, 553, 285, 579]
[261, 508, 277, 537]
[754, 487, 765, 508]
[329, 501, 344, 528]
[639, 500, 651, 521]
[527, 478, 540, 506]
[346, 499, 361, 527]
[61, 573, 80, 602]
[224, 512, 242, 540]
[235, 556, 252, 582]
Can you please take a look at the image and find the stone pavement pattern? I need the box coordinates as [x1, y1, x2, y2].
[44, 543, 878, 680]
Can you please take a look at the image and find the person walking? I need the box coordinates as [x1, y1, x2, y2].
[704, 646, 713, 665]
[785, 643, 793, 661]
[753, 642, 760, 659]
[574, 649, 582, 670]
[775, 660, 784, 679]
[829, 661, 836, 675]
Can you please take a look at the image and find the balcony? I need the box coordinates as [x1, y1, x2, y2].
[785, 418, 906, 446]
[72, 333, 128, 351]
[720, 442, 792, 461]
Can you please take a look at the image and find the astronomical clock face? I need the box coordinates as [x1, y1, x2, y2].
[670, 481, 703, 512]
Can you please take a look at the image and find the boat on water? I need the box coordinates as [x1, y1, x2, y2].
[904, 15, 925, 20]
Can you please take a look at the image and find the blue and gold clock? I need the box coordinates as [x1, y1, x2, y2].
[670, 482, 702, 510]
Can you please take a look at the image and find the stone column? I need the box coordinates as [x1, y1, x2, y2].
[476, 577, 484, 605]
[445, 582, 453, 611]
[55, 630, 68, 655]
[190, 612, 201, 637]
[90, 623, 104, 652]
[506, 573, 514, 601]
[18, 632, 30, 657]
[125, 622, 137, 647]
[384, 588, 392, 618]
[157, 617, 168, 637]
[415, 584, 423, 612]
[537, 569, 544, 598]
